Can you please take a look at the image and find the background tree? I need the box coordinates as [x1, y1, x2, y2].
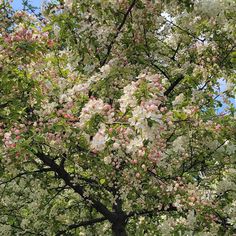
[0, 0, 236, 235]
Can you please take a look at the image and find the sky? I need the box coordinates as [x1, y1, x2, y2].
[12, 0, 42, 10]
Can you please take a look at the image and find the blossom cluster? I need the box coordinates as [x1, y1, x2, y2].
[79, 98, 114, 128]
[1, 126, 23, 150]
[106, 73, 168, 170]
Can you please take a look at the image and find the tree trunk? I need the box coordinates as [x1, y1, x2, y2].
[112, 221, 127, 236]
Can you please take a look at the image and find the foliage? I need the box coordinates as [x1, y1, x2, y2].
[0, 0, 236, 235]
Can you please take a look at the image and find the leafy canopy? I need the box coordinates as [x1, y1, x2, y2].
[0, 0, 236, 235]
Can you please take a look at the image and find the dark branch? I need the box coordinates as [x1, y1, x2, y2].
[35, 151, 115, 221]
[179, 140, 227, 176]
[56, 217, 107, 236]
[171, 42, 181, 61]
[100, 0, 137, 66]
[164, 74, 184, 97]
[143, 27, 171, 81]
[219, 44, 236, 68]
[165, 19, 205, 43]
[0, 101, 9, 109]
[127, 204, 178, 219]
[0, 168, 52, 186]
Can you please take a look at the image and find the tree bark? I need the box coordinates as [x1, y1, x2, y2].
[112, 221, 127, 236]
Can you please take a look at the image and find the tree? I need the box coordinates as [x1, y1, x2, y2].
[0, 0, 236, 235]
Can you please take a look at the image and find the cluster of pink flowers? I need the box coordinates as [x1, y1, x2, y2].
[77, 98, 115, 152]
[119, 73, 166, 113]
[106, 73, 168, 168]
[110, 127, 135, 151]
[4, 27, 49, 44]
[79, 98, 114, 128]
[45, 132, 63, 146]
[147, 141, 166, 165]
[2, 127, 22, 149]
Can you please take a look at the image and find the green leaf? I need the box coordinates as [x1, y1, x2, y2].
[100, 179, 106, 185]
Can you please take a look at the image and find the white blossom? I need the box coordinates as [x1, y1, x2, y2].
[91, 124, 108, 152]
[172, 93, 184, 106]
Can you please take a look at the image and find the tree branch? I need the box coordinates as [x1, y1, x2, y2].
[56, 217, 107, 235]
[35, 151, 115, 221]
[143, 27, 171, 81]
[127, 204, 178, 219]
[164, 74, 184, 97]
[100, 0, 137, 66]
[0, 168, 52, 186]
[165, 19, 205, 43]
